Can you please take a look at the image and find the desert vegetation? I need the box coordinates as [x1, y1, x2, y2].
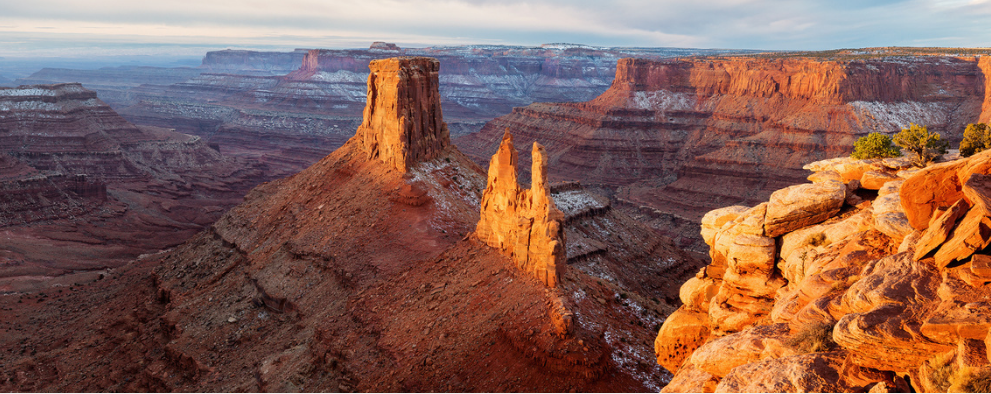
[850, 132, 901, 160]
[960, 123, 991, 157]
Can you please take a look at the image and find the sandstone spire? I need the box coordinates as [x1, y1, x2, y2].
[356, 57, 450, 172]
[476, 130, 566, 287]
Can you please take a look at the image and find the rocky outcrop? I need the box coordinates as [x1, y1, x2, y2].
[356, 57, 450, 172]
[476, 131, 566, 288]
[655, 150, 991, 392]
[457, 54, 991, 252]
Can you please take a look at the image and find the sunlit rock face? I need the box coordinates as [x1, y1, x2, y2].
[655, 150, 991, 392]
[476, 130, 566, 288]
[457, 55, 990, 252]
[356, 57, 450, 173]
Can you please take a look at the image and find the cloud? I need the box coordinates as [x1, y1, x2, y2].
[0, 0, 989, 56]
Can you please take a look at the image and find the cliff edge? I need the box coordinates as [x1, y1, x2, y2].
[655, 151, 991, 392]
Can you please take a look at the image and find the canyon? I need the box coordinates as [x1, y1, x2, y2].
[0, 56, 704, 391]
[457, 51, 991, 252]
[13, 44, 758, 178]
[0, 83, 267, 292]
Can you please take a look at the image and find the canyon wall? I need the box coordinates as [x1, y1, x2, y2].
[457, 55, 990, 251]
[0, 83, 266, 287]
[15, 45, 759, 179]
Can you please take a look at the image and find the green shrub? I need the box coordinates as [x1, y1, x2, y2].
[951, 368, 991, 393]
[804, 232, 828, 247]
[851, 132, 901, 159]
[960, 123, 991, 157]
[787, 322, 837, 353]
[893, 123, 949, 167]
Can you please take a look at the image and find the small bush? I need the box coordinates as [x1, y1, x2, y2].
[951, 368, 991, 393]
[893, 123, 949, 167]
[927, 351, 956, 392]
[787, 322, 837, 353]
[960, 123, 991, 157]
[851, 132, 901, 160]
[804, 232, 828, 247]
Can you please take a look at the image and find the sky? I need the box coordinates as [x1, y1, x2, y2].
[1, 0, 990, 58]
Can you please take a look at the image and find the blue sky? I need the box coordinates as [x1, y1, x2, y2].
[1, 0, 989, 57]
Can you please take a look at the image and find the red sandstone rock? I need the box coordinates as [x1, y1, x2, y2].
[860, 170, 901, 190]
[715, 352, 891, 393]
[659, 363, 719, 393]
[764, 180, 846, 237]
[900, 159, 967, 230]
[475, 131, 567, 288]
[654, 306, 711, 373]
[914, 198, 970, 260]
[356, 57, 450, 172]
[689, 323, 791, 378]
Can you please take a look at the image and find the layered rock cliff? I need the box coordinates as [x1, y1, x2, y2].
[457, 55, 990, 251]
[0, 83, 265, 290]
[16, 45, 759, 179]
[655, 151, 991, 392]
[476, 131, 566, 288]
[356, 57, 450, 172]
[0, 57, 704, 392]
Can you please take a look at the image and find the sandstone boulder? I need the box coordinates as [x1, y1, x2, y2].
[660, 363, 719, 393]
[860, 170, 900, 190]
[913, 198, 970, 261]
[872, 190, 914, 242]
[899, 159, 966, 230]
[680, 275, 719, 312]
[690, 323, 791, 378]
[715, 352, 890, 393]
[654, 306, 711, 373]
[701, 205, 748, 246]
[832, 253, 952, 371]
[764, 180, 846, 237]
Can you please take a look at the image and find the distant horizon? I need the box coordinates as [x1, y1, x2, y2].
[2, 0, 990, 59]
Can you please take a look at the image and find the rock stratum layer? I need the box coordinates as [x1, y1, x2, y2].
[457, 55, 991, 252]
[0, 57, 705, 392]
[476, 131, 566, 288]
[356, 57, 449, 172]
[16, 44, 759, 179]
[0, 83, 266, 291]
[655, 151, 991, 392]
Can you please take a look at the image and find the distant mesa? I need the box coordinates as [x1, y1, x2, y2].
[370, 41, 401, 51]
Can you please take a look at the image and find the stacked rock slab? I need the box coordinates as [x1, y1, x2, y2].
[356, 57, 450, 172]
[476, 130, 566, 288]
[655, 151, 991, 392]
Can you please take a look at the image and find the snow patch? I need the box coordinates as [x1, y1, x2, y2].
[632, 90, 696, 111]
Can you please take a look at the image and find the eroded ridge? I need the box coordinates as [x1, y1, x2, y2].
[476, 130, 566, 287]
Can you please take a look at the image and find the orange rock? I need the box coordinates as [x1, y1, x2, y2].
[913, 198, 970, 261]
[807, 170, 842, 184]
[860, 170, 901, 190]
[764, 180, 846, 237]
[356, 57, 450, 172]
[921, 303, 991, 344]
[680, 276, 719, 312]
[899, 159, 966, 230]
[660, 363, 719, 393]
[476, 131, 566, 287]
[654, 306, 711, 373]
[715, 352, 890, 393]
[689, 323, 790, 378]
[971, 254, 991, 278]
[832, 253, 952, 371]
